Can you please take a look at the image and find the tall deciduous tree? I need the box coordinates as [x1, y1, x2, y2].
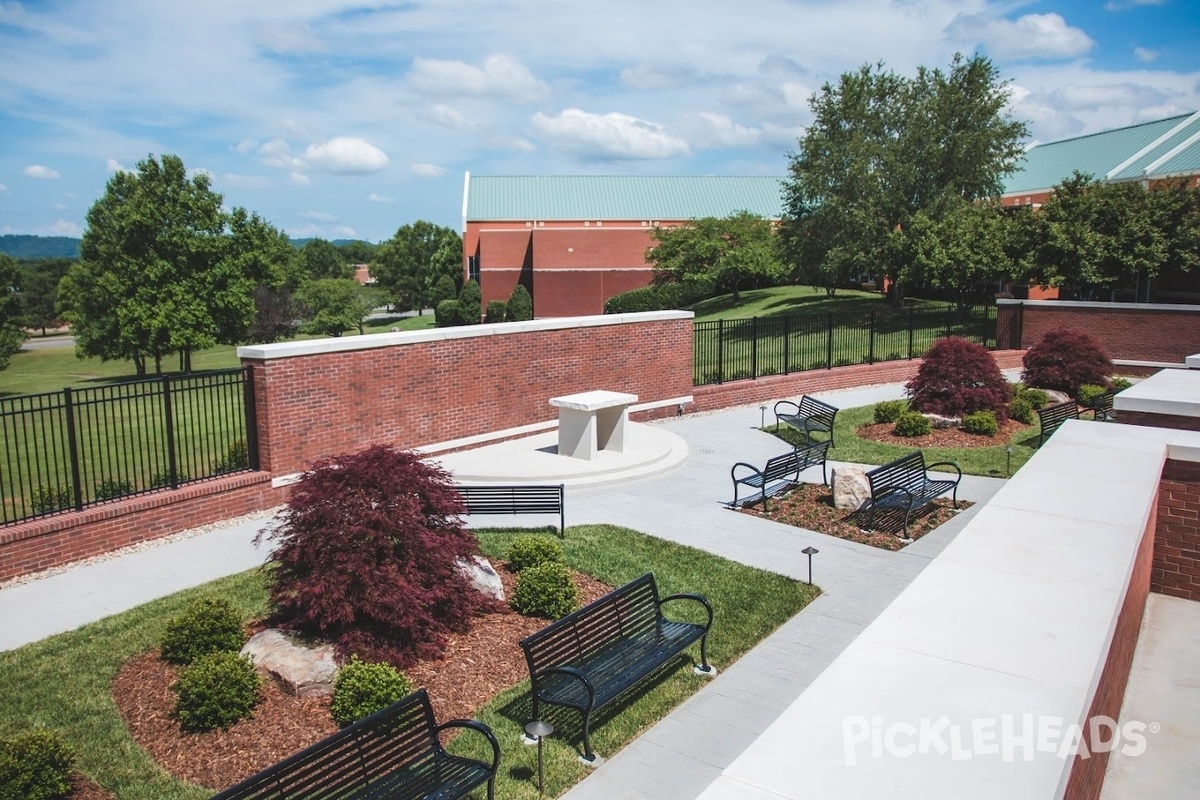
[900, 199, 1013, 310]
[646, 212, 782, 300]
[300, 238, 352, 280]
[297, 279, 382, 336]
[780, 54, 1028, 301]
[372, 222, 462, 314]
[0, 254, 26, 369]
[221, 209, 303, 344]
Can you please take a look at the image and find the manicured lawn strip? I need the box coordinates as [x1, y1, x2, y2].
[691, 286, 894, 320]
[0, 525, 815, 799]
[768, 404, 1040, 478]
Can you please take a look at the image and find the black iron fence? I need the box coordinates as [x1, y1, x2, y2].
[0, 368, 258, 525]
[694, 304, 998, 386]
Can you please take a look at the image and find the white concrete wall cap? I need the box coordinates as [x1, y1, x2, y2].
[994, 298, 1200, 312]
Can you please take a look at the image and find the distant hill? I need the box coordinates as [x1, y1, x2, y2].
[0, 235, 81, 260]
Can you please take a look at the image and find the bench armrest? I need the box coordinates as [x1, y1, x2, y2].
[730, 462, 763, 483]
[435, 718, 501, 773]
[924, 461, 962, 484]
[773, 400, 800, 416]
[658, 592, 714, 632]
[533, 666, 596, 707]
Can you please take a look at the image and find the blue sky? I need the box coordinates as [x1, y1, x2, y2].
[1, 0, 1197, 243]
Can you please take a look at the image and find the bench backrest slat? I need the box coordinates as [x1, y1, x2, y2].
[458, 485, 562, 513]
[866, 452, 927, 497]
[797, 395, 838, 423]
[521, 574, 661, 675]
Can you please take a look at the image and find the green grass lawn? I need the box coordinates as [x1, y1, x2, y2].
[690, 286, 950, 321]
[767, 404, 1040, 478]
[0, 524, 816, 800]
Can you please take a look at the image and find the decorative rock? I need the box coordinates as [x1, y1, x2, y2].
[832, 466, 872, 511]
[458, 555, 505, 602]
[924, 413, 960, 429]
[240, 629, 338, 697]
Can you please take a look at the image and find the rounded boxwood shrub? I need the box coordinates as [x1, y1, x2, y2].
[0, 729, 75, 800]
[435, 299, 464, 327]
[1009, 397, 1034, 425]
[484, 300, 507, 324]
[1076, 383, 1109, 408]
[906, 337, 1009, 419]
[511, 562, 578, 619]
[507, 535, 564, 573]
[873, 400, 906, 424]
[1111, 377, 1132, 391]
[962, 410, 999, 437]
[171, 651, 262, 732]
[1012, 384, 1050, 410]
[330, 656, 413, 727]
[160, 597, 245, 665]
[1021, 328, 1112, 396]
[894, 411, 932, 438]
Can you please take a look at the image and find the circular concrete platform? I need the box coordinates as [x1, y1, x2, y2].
[430, 422, 689, 488]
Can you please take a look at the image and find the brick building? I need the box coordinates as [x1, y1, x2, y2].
[461, 175, 783, 317]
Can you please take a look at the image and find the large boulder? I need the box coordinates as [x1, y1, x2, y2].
[832, 466, 872, 511]
[240, 629, 338, 697]
[458, 555, 505, 602]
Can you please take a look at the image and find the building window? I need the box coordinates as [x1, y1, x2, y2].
[468, 255, 480, 284]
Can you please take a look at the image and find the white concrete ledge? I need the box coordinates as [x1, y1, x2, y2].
[1114, 368, 1200, 418]
[1114, 359, 1186, 370]
[1186, 353, 1200, 369]
[996, 299, 1200, 312]
[237, 311, 693, 361]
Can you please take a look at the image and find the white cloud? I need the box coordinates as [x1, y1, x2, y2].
[332, 225, 357, 238]
[289, 171, 311, 186]
[220, 172, 270, 188]
[531, 108, 690, 160]
[411, 163, 448, 178]
[684, 112, 762, 148]
[233, 139, 258, 154]
[946, 13, 1093, 61]
[299, 210, 337, 222]
[0, 183, 8, 194]
[105, 158, 131, 173]
[367, 193, 395, 203]
[45, 219, 82, 236]
[303, 137, 389, 174]
[54, 202, 67, 209]
[24, 164, 60, 179]
[428, 103, 480, 132]
[1134, 47, 1159, 63]
[259, 139, 304, 170]
[1105, 0, 1165, 9]
[619, 63, 695, 90]
[189, 167, 214, 180]
[409, 54, 549, 103]
[254, 22, 326, 54]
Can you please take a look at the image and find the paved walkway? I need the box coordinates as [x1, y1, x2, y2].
[0, 382, 1005, 799]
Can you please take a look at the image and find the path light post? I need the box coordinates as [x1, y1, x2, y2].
[802, 546, 819, 585]
[760, 405, 767, 429]
[1006, 445, 1013, 478]
[524, 720, 554, 795]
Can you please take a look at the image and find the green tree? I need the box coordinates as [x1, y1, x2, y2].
[372, 222, 462, 314]
[457, 279, 482, 324]
[429, 274, 457, 308]
[221, 209, 303, 344]
[0, 254, 26, 369]
[646, 212, 782, 300]
[17, 262, 66, 336]
[58, 154, 235, 375]
[781, 54, 1028, 302]
[900, 199, 1013, 310]
[337, 239, 377, 264]
[507, 283, 533, 321]
[301, 238, 352, 280]
[297, 278, 380, 337]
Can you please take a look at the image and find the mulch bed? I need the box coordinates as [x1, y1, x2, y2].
[739, 482, 966, 550]
[855, 418, 1033, 448]
[109, 564, 612, 793]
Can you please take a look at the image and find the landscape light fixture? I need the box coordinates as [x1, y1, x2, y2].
[802, 546, 819, 585]
[524, 720, 555, 795]
[760, 405, 767, 428]
[1005, 445, 1013, 478]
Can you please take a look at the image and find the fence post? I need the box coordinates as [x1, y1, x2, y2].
[63, 388, 84, 511]
[717, 319, 724, 383]
[243, 366, 260, 471]
[751, 316, 758, 378]
[868, 311, 876, 364]
[161, 375, 179, 489]
[826, 313, 833, 368]
[782, 314, 790, 374]
[908, 307, 915, 359]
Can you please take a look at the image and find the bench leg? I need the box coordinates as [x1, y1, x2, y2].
[581, 711, 597, 765]
[695, 633, 715, 676]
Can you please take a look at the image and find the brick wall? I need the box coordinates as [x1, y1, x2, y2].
[1063, 498, 1155, 800]
[1117, 410, 1200, 432]
[533, 269, 653, 317]
[0, 473, 280, 583]
[1152, 458, 1200, 600]
[243, 314, 694, 477]
[998, 300, 1200, 363]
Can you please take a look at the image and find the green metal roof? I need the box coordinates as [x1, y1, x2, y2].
[464, 175, 785, 221]
[1003, 111, 1200, 194]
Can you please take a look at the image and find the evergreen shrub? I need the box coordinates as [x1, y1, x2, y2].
[485, 300, 507, 324]
[330, 656, 413, 727]
[1009, 397, 1034, 425]
[507, 535, 564, 572]
[894, 411, 932, 437]
[0, 729, 75, 800]
[171, 651, 262, 732]
[458, 280, 482, 324]
[874, 400, 906, 424]
[160, 597, 245, 665]
[962, 410, 999, 437]
[511, 562, 578, 619]
[506, 284, 533, 321]
[435, 299, 463, 327]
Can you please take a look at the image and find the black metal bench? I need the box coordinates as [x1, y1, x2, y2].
[519, 572, 714, 764]
[774, 395, 838, 445]
[1036, 400, 1080, 446]
[457, 483, 565, 537]
[730, 440, 831, 511]
[211, 688, 500, 800]
[1086, 389, 1117, 422]
[861, 451, 962, 539]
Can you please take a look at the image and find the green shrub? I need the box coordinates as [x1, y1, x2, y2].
[507, 284, 533, 321]
[30, 485, 72, 515]
[1076, 383, 1108, 408]
[330, 656, 413, 727]
[0, 729, 75, 800]
[603, 278, 717, 314]
[962, 410, 999, 437]
[484, 300, 507, 324]
[511, 562, 578, 619]
[160, 597, 245, 665]
[458, 279, 482, 324]
[171, 651, 262, 732]
[94, 478, 134, 500]
[893, 411, 932, 437]
[833, 358, 855, 367]
[1111, 377, 1133, 391]
[873, 400, 906, 424]
[1013, 385, 1050, 410]
[150, 471, 191, 489]
[434, 299, 464, 327]
[213, 439, 249, 474]
[1009, 397, 1034, 425]
[429, 274, 457, 308]
[507, 535, 564, 573]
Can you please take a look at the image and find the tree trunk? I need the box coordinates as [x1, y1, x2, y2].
[134, 354, 146, 377]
